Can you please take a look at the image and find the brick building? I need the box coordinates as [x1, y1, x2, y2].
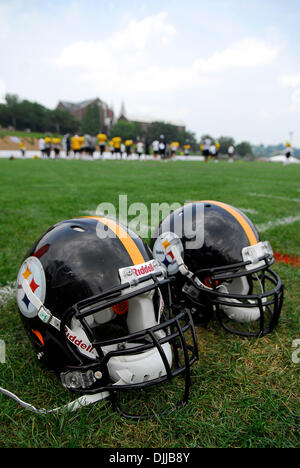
[56, 98, 115, 132]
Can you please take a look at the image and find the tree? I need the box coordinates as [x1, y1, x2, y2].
[46, 108, 80, 134]
[146, 122, 184, 144]
[0, 104, 10, 127]
[16, 100, 48, 131]
[4, 93, 20, 128]
[0, 96, 81, 133]
[5, 93, 19, 107]
[109, 120, 142, 140]
[236, 141, 253, 158]
[81, 103, 101, 134]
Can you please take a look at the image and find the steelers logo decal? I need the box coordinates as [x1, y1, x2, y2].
[17, 256, 46, 318]
[152, 232, 184, 275]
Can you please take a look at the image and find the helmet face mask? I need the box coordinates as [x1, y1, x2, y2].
[16, 217, 198, 417]
[151, 201, 284, 338]
[190, 262, 283, 337]
[58, 273, 197, 394]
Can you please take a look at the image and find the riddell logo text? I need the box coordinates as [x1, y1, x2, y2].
[133, 264, 155, 277]
[65, 327, 95, 354]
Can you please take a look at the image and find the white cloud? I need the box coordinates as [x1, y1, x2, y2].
[54, 11, 221, 99]
[280, 73, 300, 88]
[55, 11, 176, 71]
[193, 38, 279, 73]
[55, 11, 279, 103]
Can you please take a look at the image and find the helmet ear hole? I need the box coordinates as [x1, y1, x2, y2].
[70, 225, 85, 232]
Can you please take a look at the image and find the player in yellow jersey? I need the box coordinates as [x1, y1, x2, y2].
[19, 139, 26, 158]
[112, 136, 122, 158]
[52, 136, 61, 159]
[284, 141, 293, 165]
[71, 134, 81, 158]
[125, 139, 133, 157]
[170, 141, 179, 159]
[97, 131, 107, 159]
[184, 144, 190, 156]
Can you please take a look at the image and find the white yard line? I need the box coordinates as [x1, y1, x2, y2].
[257, 215, 300, 232]
[0, 282, 16, 307]
[248, 192, 300, 203]
[237, 207, 258, 215]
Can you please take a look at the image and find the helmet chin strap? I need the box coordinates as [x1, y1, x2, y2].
[170, 243, 212, 292]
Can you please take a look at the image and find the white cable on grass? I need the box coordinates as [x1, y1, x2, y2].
[0, 386, 110, 414]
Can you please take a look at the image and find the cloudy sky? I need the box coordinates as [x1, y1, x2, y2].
[1, 0, 300, 145]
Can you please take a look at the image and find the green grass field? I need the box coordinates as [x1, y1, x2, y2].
[0, 158, 299, 448]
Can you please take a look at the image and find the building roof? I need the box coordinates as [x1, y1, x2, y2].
[58, 98, 105, 111]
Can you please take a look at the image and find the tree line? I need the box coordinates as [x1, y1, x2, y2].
[0, 94, 79, 134]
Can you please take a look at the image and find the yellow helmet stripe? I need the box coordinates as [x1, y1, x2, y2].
[201, 200, 258, 246]
[79, 216, 145, 265]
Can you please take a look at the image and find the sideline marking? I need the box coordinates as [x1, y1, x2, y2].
[274, 252, 300, 267]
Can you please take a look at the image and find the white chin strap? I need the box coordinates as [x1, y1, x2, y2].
[217, 284, 261, 323]
[104, 335, 172, 386]
[0, 386, 110, 414]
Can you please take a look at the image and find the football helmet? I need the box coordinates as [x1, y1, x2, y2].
[16, 217, 197, 417]
[151, 201, 284, 337]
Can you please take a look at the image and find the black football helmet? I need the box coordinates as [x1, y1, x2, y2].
[150, 201, 284, 337]
[16, 217, 198, 417]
